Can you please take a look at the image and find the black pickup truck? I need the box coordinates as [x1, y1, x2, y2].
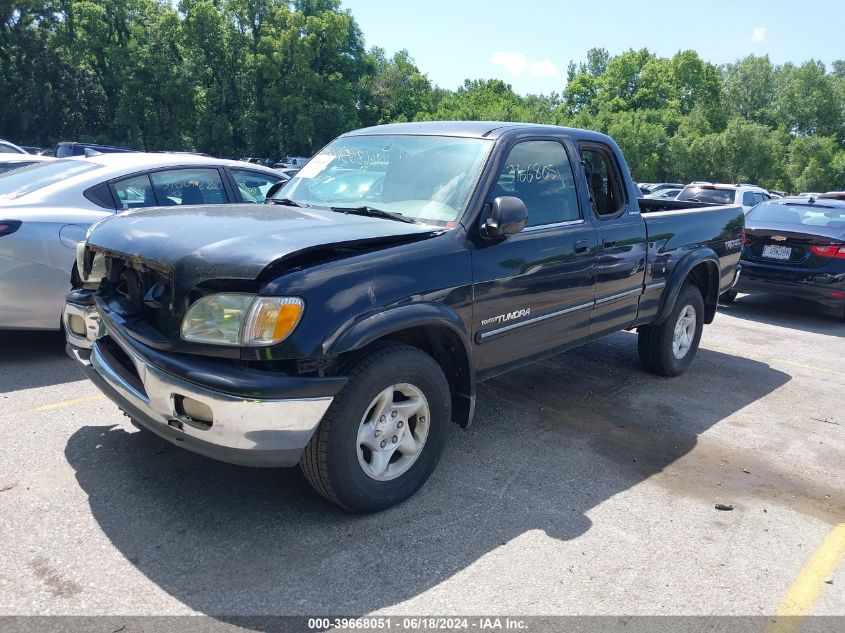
[65, 122, 744, 512]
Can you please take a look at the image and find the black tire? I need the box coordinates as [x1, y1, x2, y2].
[720, 289, 737, 303]
[300, 342, 450, 513]
[638, 284, 705, 377]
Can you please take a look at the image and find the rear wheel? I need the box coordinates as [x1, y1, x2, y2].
[638, 284, 705, 377]
[300, 342, 450, 512]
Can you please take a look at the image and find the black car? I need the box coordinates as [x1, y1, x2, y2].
[728, 198, 845, 318]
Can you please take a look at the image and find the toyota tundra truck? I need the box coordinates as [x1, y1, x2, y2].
[64, 122, 744, 512]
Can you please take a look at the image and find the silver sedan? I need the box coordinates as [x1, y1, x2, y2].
[0, 154, 54, 175]
[0, 153, 285, 330]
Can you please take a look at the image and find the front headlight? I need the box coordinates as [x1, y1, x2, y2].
[76, 242, 106, 285]
[180, 293, 304, 346]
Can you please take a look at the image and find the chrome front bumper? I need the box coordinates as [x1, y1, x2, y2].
[65, 307, 334, 467]
[64, 300, 103, 350]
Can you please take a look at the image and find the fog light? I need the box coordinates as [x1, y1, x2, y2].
[176, 396, 213, 425]
[68, 314, 86, 336]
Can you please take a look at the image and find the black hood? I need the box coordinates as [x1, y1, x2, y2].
[87, 204, 439, 284]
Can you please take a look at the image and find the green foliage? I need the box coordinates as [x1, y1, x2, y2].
[1, 4, 844, 192]
[359, 48, 433, 125]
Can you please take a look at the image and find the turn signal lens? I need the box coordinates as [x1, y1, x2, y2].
[243, 297, 305, 346]
[810, 245, 845, 259]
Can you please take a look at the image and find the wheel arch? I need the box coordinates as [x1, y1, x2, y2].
[657, 250, 720, 325]
[324, 304, 476, 427]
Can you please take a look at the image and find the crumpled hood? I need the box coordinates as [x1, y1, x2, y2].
[87, 203, 439, 283]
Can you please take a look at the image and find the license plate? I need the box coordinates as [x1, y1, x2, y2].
[762, 244, 792, 260]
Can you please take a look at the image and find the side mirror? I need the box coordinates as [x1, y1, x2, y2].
[264, 179, 287, 202]
[481, 196, 528, 240]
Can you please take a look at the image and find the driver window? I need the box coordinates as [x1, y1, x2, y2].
[492, 140, 580, 227]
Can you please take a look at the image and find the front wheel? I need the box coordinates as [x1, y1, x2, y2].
[300, 342, 450, 512]
[637, 284, 705, 377]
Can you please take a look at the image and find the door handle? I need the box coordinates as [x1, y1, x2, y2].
[574, 240, 590, 254]
[602, 238, 617, 248]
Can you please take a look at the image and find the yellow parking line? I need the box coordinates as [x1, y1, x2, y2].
[0, 394, 105, 419]
[33, 394, 106, 412]
[771, 359, 845, 380]
[704, 346, 845, 380]
[771, 523, 845, 632]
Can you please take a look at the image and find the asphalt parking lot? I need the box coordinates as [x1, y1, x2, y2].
[0, 293, 843, 621]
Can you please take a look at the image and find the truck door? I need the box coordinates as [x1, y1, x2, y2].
[579, 143, 648, 337]
[471, 138, 598, 377]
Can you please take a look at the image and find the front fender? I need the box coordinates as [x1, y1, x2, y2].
[324, 302, 472, 359]
[323, 303, 477, 427]
[656, 249, 720, 325]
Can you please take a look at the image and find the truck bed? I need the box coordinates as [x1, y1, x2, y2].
[637, 198, 719, 213]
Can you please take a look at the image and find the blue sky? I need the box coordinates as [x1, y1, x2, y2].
[342, 0, 845, 94]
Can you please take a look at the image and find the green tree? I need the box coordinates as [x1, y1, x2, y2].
[359, 48, 433, 125]
[786, 135, 842, 192]
[775, 60, 840, 138]
[723, 55, 777, 127]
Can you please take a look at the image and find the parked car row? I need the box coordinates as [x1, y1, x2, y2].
[4, 137, 313, 168]
[239, 155, 311, 169]
[640, 181, 777, 213]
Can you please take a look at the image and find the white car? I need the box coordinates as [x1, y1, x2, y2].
[676, 183, 772, 213]
[0, 154, 54, 175]
[0, 153, 285, 330]
[0, 139, 28, 154]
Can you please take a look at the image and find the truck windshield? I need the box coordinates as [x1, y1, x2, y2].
[0, 159, 101, 200]
[274, 135, 493, 226]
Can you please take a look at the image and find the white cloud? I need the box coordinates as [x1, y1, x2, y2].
[490, 51, 529, 76]
[528, 58, 560, 77]
[490, 52, 560, 78]
[752, 27, 766, 43]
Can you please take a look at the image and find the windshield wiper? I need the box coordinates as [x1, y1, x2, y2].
[329, 205, 419, 224]
[268, 197, 308, 208]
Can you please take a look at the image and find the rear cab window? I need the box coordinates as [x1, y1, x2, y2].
[581, 145, 625, 217]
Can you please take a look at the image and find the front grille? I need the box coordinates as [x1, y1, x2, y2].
[100, 255, 180, 341]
